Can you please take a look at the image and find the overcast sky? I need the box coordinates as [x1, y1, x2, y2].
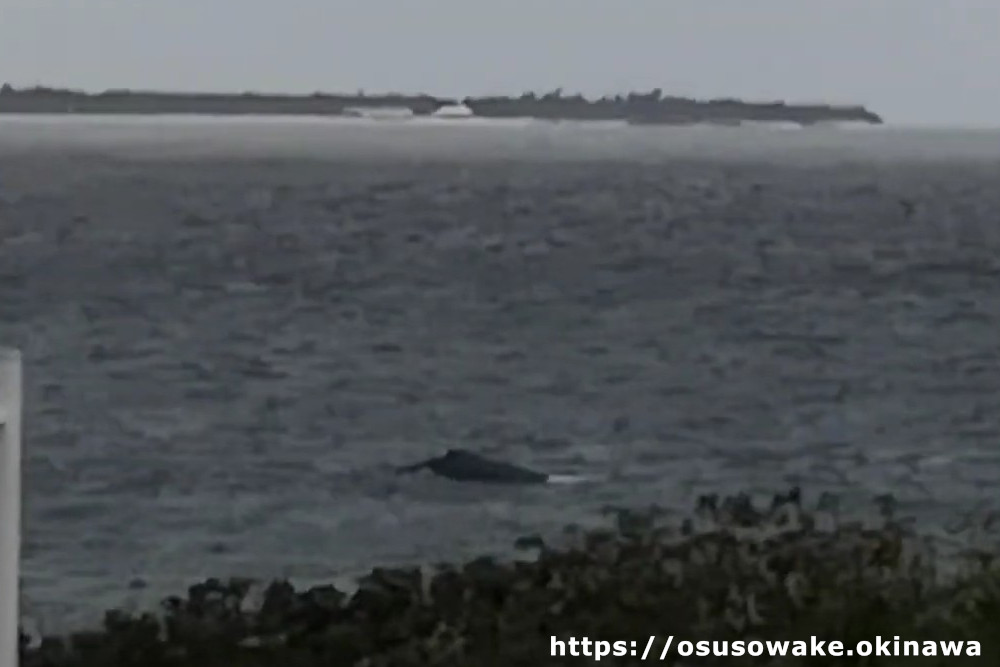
[1, 0, 997, 125]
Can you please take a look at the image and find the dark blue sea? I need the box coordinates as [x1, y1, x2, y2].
[1, 116, 999, 630]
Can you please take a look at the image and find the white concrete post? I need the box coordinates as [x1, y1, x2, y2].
[0, 348, 22, 667]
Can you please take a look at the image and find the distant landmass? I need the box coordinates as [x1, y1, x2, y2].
[0, 83, 883, 126]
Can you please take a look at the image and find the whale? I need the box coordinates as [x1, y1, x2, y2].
[397, 449, 549, 484]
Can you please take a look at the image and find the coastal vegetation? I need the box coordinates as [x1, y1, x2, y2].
[0, 84, 882, 125]
[19, 489, 997, 666]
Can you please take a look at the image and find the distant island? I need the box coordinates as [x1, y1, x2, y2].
[0, 83, 883, 126]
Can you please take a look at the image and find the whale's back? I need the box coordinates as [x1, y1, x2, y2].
[424, 449, 549, 484]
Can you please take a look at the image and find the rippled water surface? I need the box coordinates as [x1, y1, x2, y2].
[2, 118, 999, 629]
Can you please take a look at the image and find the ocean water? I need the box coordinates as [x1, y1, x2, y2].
[1, 117, 999, 631]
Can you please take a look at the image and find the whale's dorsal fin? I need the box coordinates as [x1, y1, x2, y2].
[609, 416, 632, 481]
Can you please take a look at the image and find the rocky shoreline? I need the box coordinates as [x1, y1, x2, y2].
[0, 84, 882, 126]
[19, 489, 996, 666]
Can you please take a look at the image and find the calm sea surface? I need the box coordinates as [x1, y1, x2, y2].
[1, 117, 999, 630]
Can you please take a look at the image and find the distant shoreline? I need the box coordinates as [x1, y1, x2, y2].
[0, 84, 883, 126]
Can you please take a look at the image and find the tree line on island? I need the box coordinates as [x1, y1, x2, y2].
[0, 83, 882, 125]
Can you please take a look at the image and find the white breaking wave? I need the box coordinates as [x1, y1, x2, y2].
[546, 474, 595, 485]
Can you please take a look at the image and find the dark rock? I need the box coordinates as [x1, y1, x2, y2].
[19, 489, 998, 666]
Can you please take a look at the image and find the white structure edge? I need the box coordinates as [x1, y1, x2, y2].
[0, 348, 22, 667]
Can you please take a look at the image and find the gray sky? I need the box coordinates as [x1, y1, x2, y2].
[1, 0, 998, 125]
